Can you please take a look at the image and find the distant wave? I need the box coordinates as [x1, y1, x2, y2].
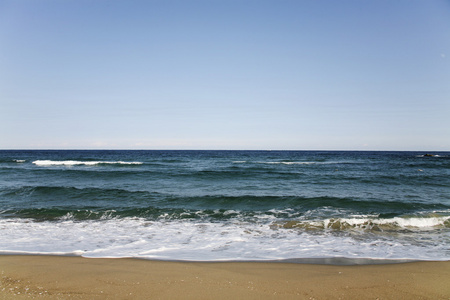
[33, 160, 143, 166]
[262, 161, 316, 165]
[416, 154, 448, 158]
[254, 161, 358, 165]
[232, 161, 309, 165]
[0, 159, 26, 163]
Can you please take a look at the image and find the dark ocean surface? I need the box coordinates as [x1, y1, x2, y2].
[1, 150, 449, 262]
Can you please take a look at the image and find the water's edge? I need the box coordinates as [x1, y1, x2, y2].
[0, 253, 430, 265]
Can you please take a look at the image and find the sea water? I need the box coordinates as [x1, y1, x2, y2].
[1, 150, 449, 262]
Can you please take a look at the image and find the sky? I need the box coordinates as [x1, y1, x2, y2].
[1, 0, 449, 150]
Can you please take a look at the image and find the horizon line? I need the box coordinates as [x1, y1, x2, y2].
[1, 149, 448, 152]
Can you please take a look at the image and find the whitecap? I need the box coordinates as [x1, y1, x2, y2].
[259, 161, 316, 165]
[32, 160, 143, 166]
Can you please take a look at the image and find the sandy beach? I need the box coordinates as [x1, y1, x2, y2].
[0, 256, 449, 299]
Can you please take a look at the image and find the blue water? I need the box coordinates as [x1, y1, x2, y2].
[1, 150, 449, 261]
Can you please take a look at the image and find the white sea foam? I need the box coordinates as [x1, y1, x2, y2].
[33, 160, 143, 166]
[13, 159, 26, 163]
[261, 161, 316, 165]
[281, 216, 450, 231]
[1, 217, 448, 261]
[380, 216, 450, 228]
[346, 216, 449, 228]
[259, 161, 355, 165]
[232, 160, 358, 166]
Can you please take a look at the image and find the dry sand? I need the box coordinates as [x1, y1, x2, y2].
[0, 256, 449, 299]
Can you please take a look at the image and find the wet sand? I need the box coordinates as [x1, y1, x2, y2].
[1, 256, 449, 299]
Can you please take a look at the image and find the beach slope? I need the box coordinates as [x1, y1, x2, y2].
[1, 256, 449, 299]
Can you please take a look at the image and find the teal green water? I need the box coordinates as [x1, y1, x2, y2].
[1, 150, 449, 261]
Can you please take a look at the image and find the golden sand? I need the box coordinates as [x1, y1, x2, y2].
[1, 256, 449, 299]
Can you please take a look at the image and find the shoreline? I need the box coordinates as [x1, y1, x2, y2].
[0, 252, 424, 265]
[1, 255, 449, 299]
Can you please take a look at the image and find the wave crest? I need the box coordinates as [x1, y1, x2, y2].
[33, 160, 143, 166]
[272, 216, 450, 232]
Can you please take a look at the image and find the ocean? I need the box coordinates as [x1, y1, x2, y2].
[1, 150, 449, 263]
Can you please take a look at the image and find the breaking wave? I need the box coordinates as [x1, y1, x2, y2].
[33, 160, 143, 166]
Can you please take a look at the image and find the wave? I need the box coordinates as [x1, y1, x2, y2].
[261, 161, 316, 165]
[1, 185, 162, 204]
[3, 202, 449, 229]
[0, 159, 26, 163]
[3, 205, 449, 231]
[0, 207, 450, 242]
[2, 215, 448, 261]
[32, 160, 143, 166]
[416, 154, 449, 158]
[272, 216, 450, 232]
[3, 186, 449, 213]
[245, 161, 359, 165]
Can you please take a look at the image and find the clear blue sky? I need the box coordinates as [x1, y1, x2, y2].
[1, 0, 449, 150]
